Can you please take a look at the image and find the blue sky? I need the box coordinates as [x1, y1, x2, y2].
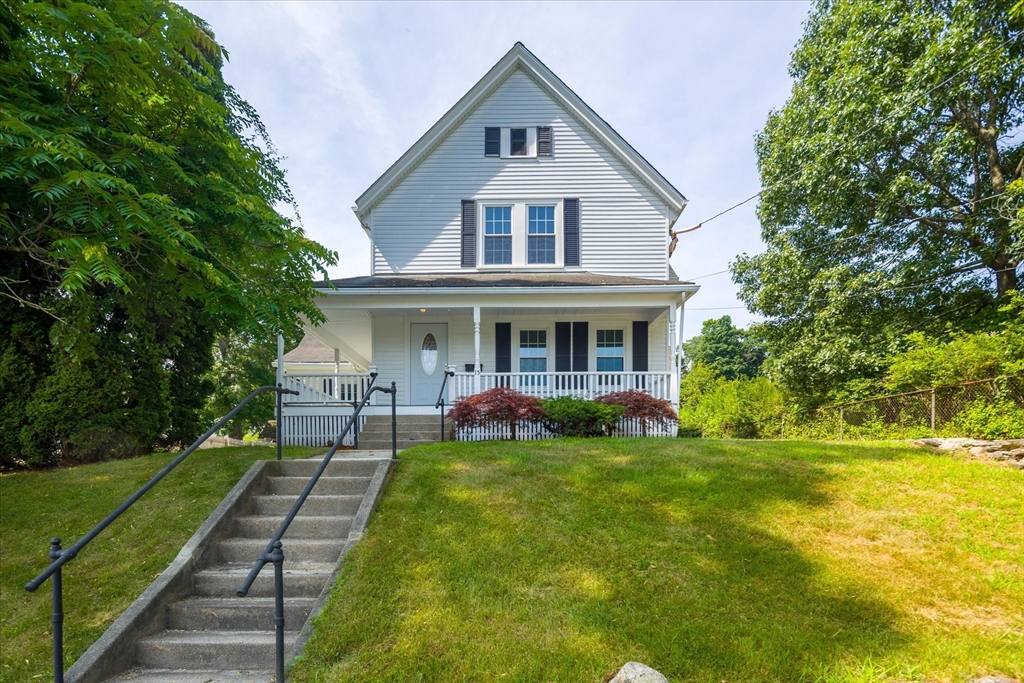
[181, 0, 811, 341]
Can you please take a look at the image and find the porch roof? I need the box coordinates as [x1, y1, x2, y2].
[317, 271, 694, 290]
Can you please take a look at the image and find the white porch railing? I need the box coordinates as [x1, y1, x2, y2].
[453, 372, 674, 402]
[282, 373, 373, 404]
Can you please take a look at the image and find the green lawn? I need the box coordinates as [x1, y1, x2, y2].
[291, 439, 1023, 683]
[0, 445, 320, 683]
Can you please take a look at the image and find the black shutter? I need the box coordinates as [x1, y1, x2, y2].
[537, 126, 552, 156]
[461, 200, 476, 267]
[495, 323, 512, 373]
[572, 321, 588, 371]
[632, 321, 649, 372]
[484, 127, 500, 156]
[564, 198, 579, 267]
[555, 322, 572, 372]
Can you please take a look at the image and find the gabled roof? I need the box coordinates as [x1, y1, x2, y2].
[353, 42, 687, 225]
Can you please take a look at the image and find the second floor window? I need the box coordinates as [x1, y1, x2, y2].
[484, 206, 512, 265]
[528, 206, 556, 264]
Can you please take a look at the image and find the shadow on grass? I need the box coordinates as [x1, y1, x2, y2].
[294, 439, 916, 682]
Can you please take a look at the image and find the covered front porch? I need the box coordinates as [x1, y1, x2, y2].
[277, 273, 697, 444]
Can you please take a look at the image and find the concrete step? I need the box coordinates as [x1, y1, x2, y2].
[217, 538, 345, 564]
[364, 415, 442, 425]
[134, 630, 299, 670]
[104, 668, 273, 683]
[165, 597, 316, 631]
[267, 475, 371, 496]
[277, 458, 380, 477]
[357, 426, 445, 439]
[358, 439, 439, 449]
[252, 494, 362, 517]
[193, 565, 334, 598]
[233, 515, 352, 539]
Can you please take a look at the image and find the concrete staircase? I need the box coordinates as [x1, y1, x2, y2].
[101, 458, 381, 683]
[357, 414, 452, 450]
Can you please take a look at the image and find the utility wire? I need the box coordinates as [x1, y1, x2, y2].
[681, 191, 1017, 281]
[680, 29, 1023, 232]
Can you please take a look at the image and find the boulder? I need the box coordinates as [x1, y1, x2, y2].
[937, 438, 969, 450]
[968, 677, 1021, 683]
[607, 662, 669, 683]
[1006, 448, 1024, 460]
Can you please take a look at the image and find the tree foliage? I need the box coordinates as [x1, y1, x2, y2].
[734, 0, 1024, 406]
[0, 1, 336, 465]
[681, 316, 765, 380]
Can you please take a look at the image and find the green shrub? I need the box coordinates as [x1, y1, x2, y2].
[64, 428, 145, 464]
[542, 396, 623, 437]
[949, 397, 1024, 440]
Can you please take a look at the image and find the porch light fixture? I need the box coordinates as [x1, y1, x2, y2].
[420, 308, 426, 313]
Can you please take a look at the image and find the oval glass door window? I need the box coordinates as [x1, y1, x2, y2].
[421, 333, 438, 375]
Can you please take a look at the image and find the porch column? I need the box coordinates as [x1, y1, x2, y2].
[334, 348, 341, 399]
[473, 305, 481, 394]
[669, 306, 679, 407]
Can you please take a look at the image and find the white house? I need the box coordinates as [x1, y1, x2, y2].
[280, 43, 698, 443]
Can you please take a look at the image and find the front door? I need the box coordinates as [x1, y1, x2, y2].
[410, 323, 448, 405]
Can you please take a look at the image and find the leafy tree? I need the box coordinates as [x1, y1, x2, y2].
[681, 316, 765, 379]
[734, 0, 1024, 406]
[204, 332, 298, 440]
[0, 1, 336, 463]
[447, 387, 546, 440]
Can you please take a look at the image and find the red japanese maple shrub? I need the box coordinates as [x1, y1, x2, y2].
[447, 386, 547, 439]
[597, 390, 678, 436]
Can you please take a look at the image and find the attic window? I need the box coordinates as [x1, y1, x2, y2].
[510, 128, 527, 156]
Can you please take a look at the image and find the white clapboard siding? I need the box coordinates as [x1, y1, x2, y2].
[371, 69, 671, 279]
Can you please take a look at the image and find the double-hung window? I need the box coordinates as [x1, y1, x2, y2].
[519, 329, 547, 388]
[527, 206, 556, 264]
[596, 329, 624, 371]
[478, 201, 561, 268]
[484, 206, 512, 265]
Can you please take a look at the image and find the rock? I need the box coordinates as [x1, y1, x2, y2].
[970, 446, 991, 457]
[918, 438, 943, 447]
[964, 439, 993, 448]
[1006, 448, 1024, 460]
[991, 451, 1009, 461]
[607, 662, 669, 683]
[937, 438, 969, 450]
[968, 676, 1021, 683]
[1011, 461, 1024, 470]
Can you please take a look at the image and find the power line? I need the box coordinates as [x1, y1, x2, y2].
[681, 191, 1017, 282]
[683, 30, 1023, 231]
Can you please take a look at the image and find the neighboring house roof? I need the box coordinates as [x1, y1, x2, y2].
[282, 334, 340, 363]
[353, 42, 687, 225]
[317, 272, 694, 289]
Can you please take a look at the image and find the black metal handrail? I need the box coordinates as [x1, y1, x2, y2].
[25, 384, 299, 683]
[434, 366, 456, 442]
[236, 375, 397, 683]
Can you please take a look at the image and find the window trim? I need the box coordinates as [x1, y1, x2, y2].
[477, 199, 563, 269]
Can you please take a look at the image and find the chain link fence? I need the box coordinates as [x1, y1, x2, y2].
[715, 375, 1024, 441]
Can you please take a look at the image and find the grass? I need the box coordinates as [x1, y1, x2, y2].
[290, 439, 1024, 683]
[0, 445, 320, 683]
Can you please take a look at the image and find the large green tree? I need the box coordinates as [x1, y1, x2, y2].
[734, 0, 1024, 406]
[681, 316, 765, 380]
[0, 1, 335, 464]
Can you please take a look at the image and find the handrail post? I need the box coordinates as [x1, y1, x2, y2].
[276, 383, 283, 461]
[49, 538, 64, 683]
[440, 399, 445, 442]
[391, 381, 397, 460]
[271, 540, 285, 683]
